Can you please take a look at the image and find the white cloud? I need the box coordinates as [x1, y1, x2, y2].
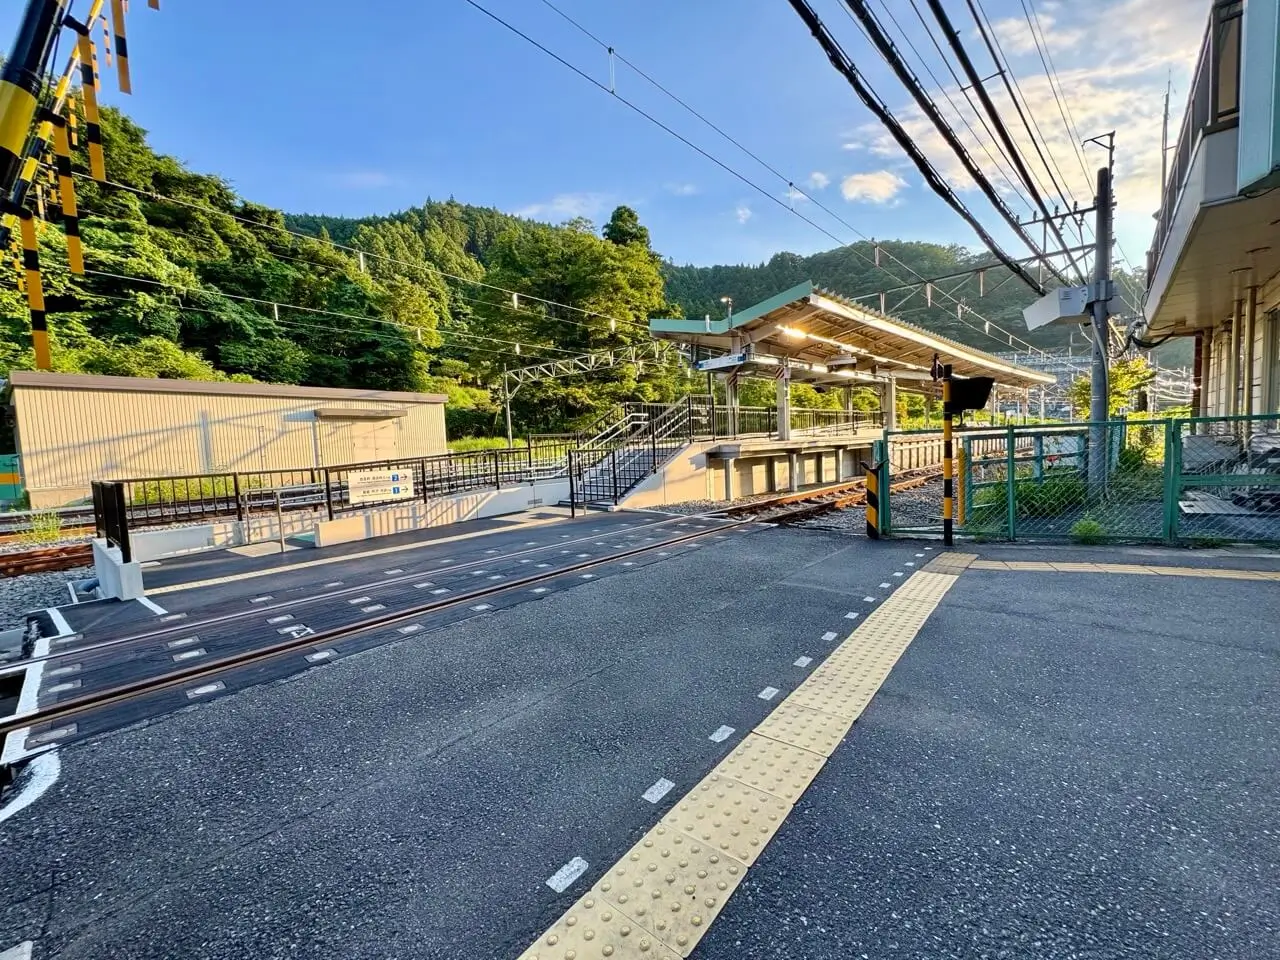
[840, 170, 908, 204]
[735, 204, 753, 224]
[807, 171, 830, 190]
[665, 182, 699, 196]
[515, 192, 610, 220]
[991, 13, 1084, 57]
[785, 183, 809, 205]
[328, 170, 395, 189]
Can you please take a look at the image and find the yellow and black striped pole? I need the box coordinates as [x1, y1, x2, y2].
[18, 208, 51, 370]
[942, 363, 954, 547]
[865, 459, 880, 539]
[64, 17, 107, 181]
[0, 1, 66, 198]
[45, 108, 83, 273]
[109, 0, 131, 93]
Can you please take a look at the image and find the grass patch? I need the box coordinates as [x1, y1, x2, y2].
[1070, 516, 1106, 544]
[448, 437, 515, 453]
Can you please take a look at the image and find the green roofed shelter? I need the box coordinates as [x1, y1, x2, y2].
[649, 281, 1054, 392]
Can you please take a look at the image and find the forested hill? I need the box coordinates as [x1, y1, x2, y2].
[1, 99, 1135, 441]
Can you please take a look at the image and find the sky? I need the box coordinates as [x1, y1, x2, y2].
[2, 0, 1210, 273]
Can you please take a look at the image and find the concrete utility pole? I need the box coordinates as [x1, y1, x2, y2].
[1087, 165, 1113, 495]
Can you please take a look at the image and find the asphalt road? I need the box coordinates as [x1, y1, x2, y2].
[695, 551, 1280, 959]
[0, 522, 922, 958]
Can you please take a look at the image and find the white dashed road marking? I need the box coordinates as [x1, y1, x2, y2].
[709, 725, 736, 743]
[821, 631, 838, 642]
[546, 857, 589, 893]
[793, 656, 812, 667]
[642, 778, 676, 803]
[758, 687, 780, 700]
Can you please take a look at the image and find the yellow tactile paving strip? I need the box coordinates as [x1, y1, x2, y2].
[516, 553, 976, 959]
[970, 559, 1280, 580]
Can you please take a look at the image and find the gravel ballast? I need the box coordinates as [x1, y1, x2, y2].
[0, 566, 92, 630]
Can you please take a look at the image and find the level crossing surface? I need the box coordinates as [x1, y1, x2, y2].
[1, 528, 1277, 959]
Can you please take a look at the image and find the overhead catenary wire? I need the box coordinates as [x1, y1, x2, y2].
[473, 0, 1051, 357]
[920, 0, 1086, 285]
[833, 0, 1069, 287]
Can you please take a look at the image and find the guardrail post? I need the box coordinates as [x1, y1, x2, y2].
[527, 437, 534, 479]
[233, 472, 244, 523]
[492, 449, 501, 490]
[569, 451, 578, 518]
[864, 458, 881, 539]
[1161, 418, 1181, 543]
[611, 450, 620, 503]
[686, 396, 694, 441]
[323, 469, 335, 521]
[420, 459, 429, 503]
[112, 481, 132, 564]
[1005, 424, 1017, 541]
[649, 416, 658, 471]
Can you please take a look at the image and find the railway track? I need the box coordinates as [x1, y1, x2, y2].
[0, 514, 746, 745]
[0, 542, 94, 578]
[719, 467, 943, 524]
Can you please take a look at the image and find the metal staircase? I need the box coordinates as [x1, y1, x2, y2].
[566, 402, 692, 508]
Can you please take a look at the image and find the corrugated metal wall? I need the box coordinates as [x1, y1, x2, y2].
[14, 387, 447, 504]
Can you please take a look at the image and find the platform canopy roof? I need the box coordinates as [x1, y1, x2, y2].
[650, 281, 1054, 391]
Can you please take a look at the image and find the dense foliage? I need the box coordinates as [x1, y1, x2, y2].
[2, 100, 1160, 444]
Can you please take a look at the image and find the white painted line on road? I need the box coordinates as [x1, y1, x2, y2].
[324, 581, 343, 588]
[397, 624, 424, 635]
[642, 778, 676, 804]
[844, 612, 859, 620]
[560, 534, 571, 539]
[385, 568, 405, 574]
[172, 648, 207, 662]
[821, 631, 838, 642]
[915, 553, 924, 558]
[525, 541, 538, 546]
[487, 574, 503, 580]
[536, 563, 551, 568]
[905, 562, 915, 567]
[580, 573, 595, 580]
[24, 726, 75, 749]
[546, 857, 590, 892]
[347, 596, 372, 604]
[166, 635, 200, 649]
[186, 681, 225, 699]
[531, 587, 549, 594]
[471, 570, 488, 576]
[470, 604, 492, 612]
[361, 604, 386, 613]
[306, 649, 336, 662]
[249, 595, 274, 603]
[47, 679, 81, 694]
[709, 725, 736, 743]
[893, 571, 904, 577]
[267, 614, 293, 624]
[136, 596, 167, 615]
[621, 561, 635, 566]
[658, 551, 670, 556]
[519, 559, 532, 564]
[485, 549, 499, 555]
[414, 582, 434, 589]
[431, 588, 449, 595]
[793, 656, 812, 667]
[924, 547, 934, 551]
[879, 582, 891, 589]
[864, 596, 877, 602]
[47, 607, 72, 639]
[561, 550, 572, 555]
[0, 755, 58, 826]
[160, 613, 187, 622]
[758, 686, 780, 700]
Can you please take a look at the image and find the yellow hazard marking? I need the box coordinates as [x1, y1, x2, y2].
[0, 83, 38, 155]
[518, 552, 971, 958]
[969, 559, 1280, 580]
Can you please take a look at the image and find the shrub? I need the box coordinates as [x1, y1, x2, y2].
[23, 509, 63, 544]
[1070, 516, 1106, 544]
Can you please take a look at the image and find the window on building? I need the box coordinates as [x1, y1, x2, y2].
[1265, 309, 1280, 414]
[1213, 1, 1243, 124]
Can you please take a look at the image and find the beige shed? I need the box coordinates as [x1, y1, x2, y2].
[4, 372, 449, 507]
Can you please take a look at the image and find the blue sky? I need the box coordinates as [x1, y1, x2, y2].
[4, 0, 1207, 270]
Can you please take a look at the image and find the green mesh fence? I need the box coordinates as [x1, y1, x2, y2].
[883, 413, 1280, 545]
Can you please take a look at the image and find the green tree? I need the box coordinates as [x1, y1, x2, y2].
[603, 205, 650, 249]
[1068, 356, 1157, 418]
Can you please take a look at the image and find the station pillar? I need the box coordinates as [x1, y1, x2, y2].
[881, 376, 898, 431]
[725, 374, 740, 438]
[776, 370, 791, 441]
[723, 455, 736, 501]
[787, 452, 800, 492]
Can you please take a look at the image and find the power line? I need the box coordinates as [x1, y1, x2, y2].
[921, 0, 1086, 285]
[1019, 0, 1091, 188]
[466, 0, 1051, 357]
[832, 0, 1069, 286]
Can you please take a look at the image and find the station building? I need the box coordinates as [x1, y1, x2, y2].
[3, 372, 448, 507]
[1145, 0, 1280, 420]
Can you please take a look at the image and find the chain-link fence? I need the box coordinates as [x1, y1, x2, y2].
[882, 413, 1280, 545]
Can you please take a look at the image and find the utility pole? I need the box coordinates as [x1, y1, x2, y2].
[1159, 77, 1171, 200]
[1087, 165, 1113, 495]
[502, 368, 514, 448]
[0, 1, 64, 199]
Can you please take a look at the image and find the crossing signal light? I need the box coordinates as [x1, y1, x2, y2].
[943, 375, 994, 415]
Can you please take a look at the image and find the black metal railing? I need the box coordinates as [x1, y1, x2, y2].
[91, 480, 131, 563]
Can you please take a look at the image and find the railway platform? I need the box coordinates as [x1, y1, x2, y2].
[1, 514, 1276, 959]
